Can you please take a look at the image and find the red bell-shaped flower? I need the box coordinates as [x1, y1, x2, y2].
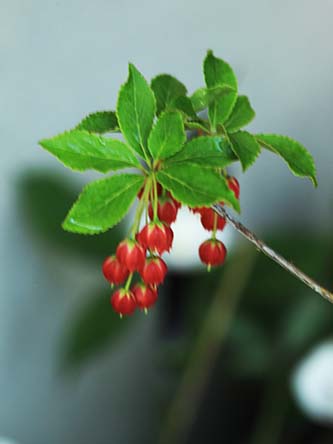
[137, 222, 173, 254]
[148, 197, 179, 225]
[102, 255, 129, 285]
[110, 288, 137, 315]
[141, 256, 168, 285]
[132, 282, 158, 310]
[116, 239, 146, 272]
[200, 208, 226, 231]
[199, 239, 227, 267]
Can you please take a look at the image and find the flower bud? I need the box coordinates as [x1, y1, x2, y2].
[199, 239, 227, 267]
[102, 255, 129, 285]
[200, 208, 226, 231]
[116, 239, 146, 272]
[141, 256, 168, 285]
[137, 222, 173, 254]
[111, 289, 137, 315]
[148, 197, 178, 225]
[132, 282, 158, 309]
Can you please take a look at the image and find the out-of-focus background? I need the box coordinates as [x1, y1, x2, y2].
[1, 1, 333, 443]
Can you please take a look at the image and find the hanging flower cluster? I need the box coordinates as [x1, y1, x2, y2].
[102, 176, 240, 316]
[39, 50, 317, 316]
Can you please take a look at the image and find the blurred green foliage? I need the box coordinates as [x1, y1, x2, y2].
[17, 169, 333, 443]
[61, 287, 136, 368]
[17, 169, 136, 368]
[17, 170, 125, 259]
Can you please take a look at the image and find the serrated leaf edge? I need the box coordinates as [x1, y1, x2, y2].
[148, 110, 186, 160]
[62, 173, 144, 235]
[116, 63, 156, 160]
[157, 169, 240, 212]
[203, 50, 238, 91]
[150, 73, 188, 108]
[75, 111, 119, 133]
[225, 96, 256, 133]
[39, 129, 141, 172]
[255, 133, 317, 187]
[229, 131, 261, 171]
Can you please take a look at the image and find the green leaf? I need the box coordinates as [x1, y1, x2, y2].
[170, 96, 197, 119]
[185, 120, 210, 132]
[165, 136, 237, 168]
[203, 51, 238, 128]
[148, 111, 186, 160]
[191, 88, 209, 112]
[76, 111, 119, 133]
[39, 130, 141, 172]
[225, 96, 255, 133]
[157, 164, 240, 211]
[255, 134, 317, 186]
[151, 74, 187, 114]
[229, 131, 261, 171]
[190, 86, 234, 112]
[117, 64, 156, 158]
[203, 50, 238, 90]
[63, 173, 144, 234]
[208, 88, 238, 129]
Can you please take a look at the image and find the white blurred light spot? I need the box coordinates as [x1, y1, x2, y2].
[126, 205, 235, 272]
[291, 340, 333, 423]
[0, 438, 19, 444]
[160, 207, 234, 271]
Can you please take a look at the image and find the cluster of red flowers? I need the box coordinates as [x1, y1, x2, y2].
[191, 176, 240, 269]
[102, 177, 240, 316]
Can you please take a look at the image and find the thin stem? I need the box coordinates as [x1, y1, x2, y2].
[212, 212, 218, 239]
[124, 272, 133, 291]
[135, 162, 148, 174]
[140, 165, 149, 174]
[220, 124, 230, 142]
[129, 199, 145, 238]
[212, 203, 333, 304]
[123, 143, 149, 174]
[140, 143, 152, 169]
[129, 177, 151, 238]
[145, 189, 150, 225]
[152, 173, 159, 221]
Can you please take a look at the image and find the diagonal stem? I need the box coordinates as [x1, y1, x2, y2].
[213, 203, 333, 304]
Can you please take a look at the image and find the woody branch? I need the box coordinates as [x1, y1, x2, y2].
[213, 203, 333, 304]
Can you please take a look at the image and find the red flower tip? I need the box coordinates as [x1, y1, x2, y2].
[110, 288, 137, 315]
[200, 208, 226, 231]
[199, 239, 227, 267]
[141, 256, 168, 285]
[137, 222, 173, 254]
[148, 197, 179, 225]
[102, 255, 129, 285]
[116, 239, 146, 272]
[132, 282, 158, 310]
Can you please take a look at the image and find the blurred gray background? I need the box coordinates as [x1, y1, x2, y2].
[1, 0, 333, 443]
